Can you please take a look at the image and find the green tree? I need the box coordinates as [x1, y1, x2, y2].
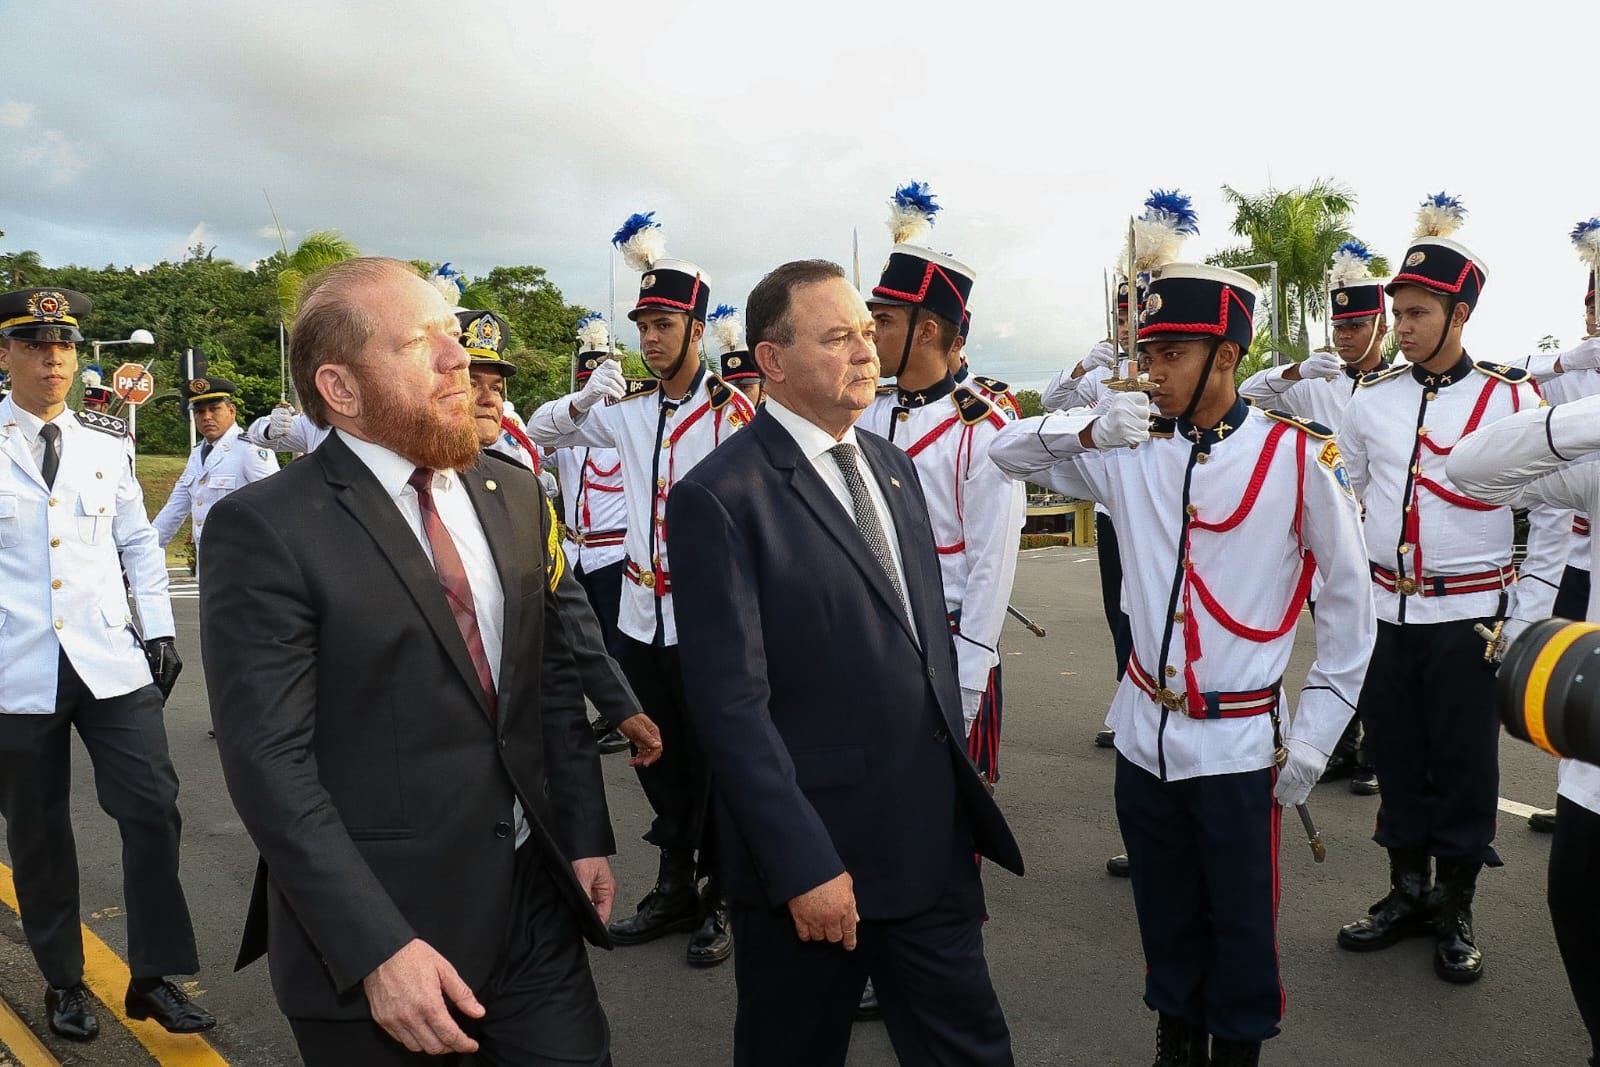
[1014, 389, 1044, 418]
[1207, 179, 1389, 362]
[0, 249, 43, 287]
[276, 230, 360, 322]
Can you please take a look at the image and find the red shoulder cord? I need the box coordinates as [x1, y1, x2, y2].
[1406, 377, 1510, 578]
[499, 417, 541, 474]
[1178, 422, 1315, 714]
[907, 414, 967, 554]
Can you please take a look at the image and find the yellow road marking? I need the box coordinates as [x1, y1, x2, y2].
[0, 863, 229, 1066]
[0, 992, 59, 1067]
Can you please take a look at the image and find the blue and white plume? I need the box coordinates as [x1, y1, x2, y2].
[1413, 192, 1467, 239]
[576, 312, 610, 352]
[707, 304, 744, 354]
[80, 364, 103, 388]
[887, 181, 940, 245]
[1571, 218, 1600, 269]
[1129, 188, 1199, 272]
[612, 212, 667, 273]
[429, 262, 465, 304]
[1330, 239, 1376, 287]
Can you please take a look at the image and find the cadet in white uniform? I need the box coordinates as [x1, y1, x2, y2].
[1334, 195, 1543, 985]
[993, 264, 1374, 1067]
[857, 198, 1023, 782]
[152, 376, 278, 567]
[528, 213, 753, 967]
[1448, 383, 1600, 1067]
[0, 286, 214, 1042]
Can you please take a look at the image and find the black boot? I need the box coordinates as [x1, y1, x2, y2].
[1338, 847, 1432, 951]
[608, 849, 699, 945]
[1210, 1036, 1262, 1066]
[685, 879, 733, 967]
[1152, 1012, 1208, 1067]
[1432, 859, 1485, 984]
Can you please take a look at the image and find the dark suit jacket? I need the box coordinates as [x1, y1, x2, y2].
[200, 432, 614, 1021]
[666, 407, 1023, 920]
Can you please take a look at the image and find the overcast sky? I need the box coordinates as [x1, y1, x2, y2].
[2, 0, 1592, 389]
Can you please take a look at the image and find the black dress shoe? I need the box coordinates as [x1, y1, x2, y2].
[685, 884, 733, 967]
[597, 727, 631, 755]
[589, 717, 613, 740]
[608, 849, 700, 945]
[854, 979, 883, 1022]
[1106, 853, 1131, 877]
[124, 979, 217, 1034]
[1094, 729, 1116, 749]
[1338, 848, 1432, 952]
[45, 984, 98, 1041]
[1529, 809, 1557, 833]
[1349, 767, 1380, 795]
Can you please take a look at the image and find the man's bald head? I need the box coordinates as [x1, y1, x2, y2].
[290, 257, 421, 427]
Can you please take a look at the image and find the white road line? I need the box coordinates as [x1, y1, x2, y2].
[1498, 797, 1545, 820]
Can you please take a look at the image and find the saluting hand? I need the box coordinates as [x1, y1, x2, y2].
[268, 404, 296, 439]
[788, 872, 859, 950]
[617, 713, 664, 768]
[363, 939, 485, 1056]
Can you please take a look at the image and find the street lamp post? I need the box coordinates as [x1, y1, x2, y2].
[89, 329, 155, 466]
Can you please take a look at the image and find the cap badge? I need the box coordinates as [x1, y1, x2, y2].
[640, 273, 657, 291]
[1405, 251, 1426, 267]
[190, 378, 210, 394]
[468, 315, 502, 351]
[1144, 292, 1164, 315]
[27, 291, 69, 320]
[1335, 292, 1350, 306]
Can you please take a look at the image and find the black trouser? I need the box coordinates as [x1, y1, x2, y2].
[1095, 511, 1133, 680]
[617, 638, 707, 852]
[729, 835, 1011, 1067]
[1116, 756, 1283, 1044]
[290, 846, 611, 1066]
[1550, 795, 1600, 1067]
[1555, 565, 1593, 622]
[1358, 619, 1501, 864]
[0, 650, 197, 988]
[576, 558, 626, 663]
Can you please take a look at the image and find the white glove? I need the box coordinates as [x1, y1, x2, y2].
[1298, 348, 1344, 381]
[573, 359, 627, 412]
[1090, 389, 1151, 450]
[960, 688, 983, 735]
[268, 405, 295, 439]
[1273, 738, 1325, 808]
[1082, 341, 1119, 372]
[1560, 336, 1600, 372]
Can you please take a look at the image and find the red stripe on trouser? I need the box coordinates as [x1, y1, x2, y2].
[966, 667, 1002, 782]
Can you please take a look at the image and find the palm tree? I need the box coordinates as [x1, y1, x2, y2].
[1207, 180, 1389, 359]
[0, 249, 44, 287]
[276, 230, 360, 323]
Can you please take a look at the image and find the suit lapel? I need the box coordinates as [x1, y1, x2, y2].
[319, 435, 493, 721]
[859, 435, 952, 667]
[461, 459, 520, 719]
[0, 400, 48, 491]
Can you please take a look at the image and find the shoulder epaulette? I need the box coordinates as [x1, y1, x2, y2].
[1260, 408, 1335, 441]
[1357, 364, 1409, 388]
[706, 374, 736, 409]
[953, 385, 998, 426]
[973, 374, 1011, 394]
[1475, 360, 1530, 384]
[620, 378, 659, 402]
[76, 409, 127, 437]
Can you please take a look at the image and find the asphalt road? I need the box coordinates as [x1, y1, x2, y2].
[0, 546, 1589, 1066]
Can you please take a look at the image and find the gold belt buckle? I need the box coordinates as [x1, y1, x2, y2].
[1396, 577, 1419, 596]
[640, 571, 656, 589]
[1154, 687, 1185, 712]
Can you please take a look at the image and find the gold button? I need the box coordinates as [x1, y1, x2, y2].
[1397, 577, 1419, 596]
[897, 411, 909, 422]
[1399, 544, 1412, 554]
[53, 619, 64, 630]
[1182, 559, 1194, 570]
[48, 497, 57, 506]
[1173, 611, 1185, 623]
[51, 579, 61, 589]
[1196, 453, 1209, 464]
[1411, 465, 1420, 475]
[95, 471, 104, 479]
[1418, 428, 1428, 437]
[1425, 392, 1437, 401]
[1185, 504, 1197, 516]
[1165, 666, 1178, 678]
[99, 507, 106, 514]
[657, 477, 667, 489]
[50, 538, 60, 548]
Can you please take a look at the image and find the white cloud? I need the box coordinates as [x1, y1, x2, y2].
[0, 100, 35, 129]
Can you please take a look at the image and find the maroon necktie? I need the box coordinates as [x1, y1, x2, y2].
[408, 468, 497, 717]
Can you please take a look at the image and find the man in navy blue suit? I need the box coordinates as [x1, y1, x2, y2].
[667, 259, 1025, 1067]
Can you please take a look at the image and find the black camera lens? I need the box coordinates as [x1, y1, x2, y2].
[1498, 618, 1600, 762]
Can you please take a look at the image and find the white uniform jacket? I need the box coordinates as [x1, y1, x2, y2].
[152, 423, 279, 546]
[527, 367, 754, 646]
[244, 411, 331, 454]
[859, 380, 1025, 694]
[1237, 364, 1374, 430]
[0, 397, 173, 714]
[554, 445, 627, 575]
[1338, 356, 1543, 626]
[1447, 394, 1600, 815]
[991, 397, 1374, 782]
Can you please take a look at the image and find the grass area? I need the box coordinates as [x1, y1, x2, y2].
[133, 453, 193, 567]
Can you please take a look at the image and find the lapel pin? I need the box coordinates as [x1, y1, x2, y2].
[484, 479, 498, 492]
[890, 477, 901, 488]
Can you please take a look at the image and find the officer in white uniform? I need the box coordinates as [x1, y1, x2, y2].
[857, 220, 1024, 783]
[1447, 384, 1600, 1067]
[993, 264, 1374, 1067]
[0, 286, 214, 1042]
[528, 212, 753, 967]
[1334, 196, 1543, 985]
[152, 376, 278, 567]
